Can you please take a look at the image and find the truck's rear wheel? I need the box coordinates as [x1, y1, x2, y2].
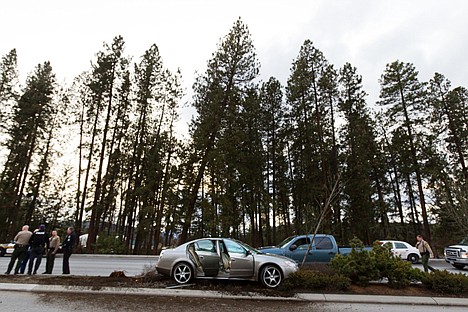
[452, 264, 465, 270]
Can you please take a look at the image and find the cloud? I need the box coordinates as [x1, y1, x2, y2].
[2, 0, 467, 136]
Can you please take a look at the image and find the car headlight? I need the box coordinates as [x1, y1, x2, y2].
[284, 260, 298, 268]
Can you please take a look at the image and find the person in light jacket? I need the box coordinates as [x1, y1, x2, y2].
[43, 230, 60, 274]
[416, 235, 435, 272]
[4, 225, 32, 275]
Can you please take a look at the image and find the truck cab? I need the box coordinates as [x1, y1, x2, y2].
[444, 236, 468, 269]
[259, 234, 339, 263]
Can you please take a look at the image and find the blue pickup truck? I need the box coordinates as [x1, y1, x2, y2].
[259, 234, 365, 263]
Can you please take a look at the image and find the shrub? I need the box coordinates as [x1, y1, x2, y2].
[284, 269, 351, 290]
[421, 270, 468, 294]
[331, 239, 379, 286]
[331, 238, 418, 288]
[93, 234, 127, 254]
[372, 241, 415, 288]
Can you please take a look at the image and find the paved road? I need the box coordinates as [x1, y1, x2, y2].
[0, 254, 159, 276]
[412, 259, 468, 275]
[0, 291, 467, 312]
[1, 255, 466, 277]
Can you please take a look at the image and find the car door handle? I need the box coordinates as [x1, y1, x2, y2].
[199, 256, 204, 259]
[231, 259, 236, 262]
[328, 252, 336, 255]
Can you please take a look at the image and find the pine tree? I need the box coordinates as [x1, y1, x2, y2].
[285, 40, 337, 234]
[0, 61, 56, 240]
[0, 49, 19, 130]
[180, 18, 259, 244]
[378, 60, 431, 242]
[260, 77, 288, 244]
[338, 63, 382, 243]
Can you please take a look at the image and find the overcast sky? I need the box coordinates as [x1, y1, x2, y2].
[2, 0, 468, 137]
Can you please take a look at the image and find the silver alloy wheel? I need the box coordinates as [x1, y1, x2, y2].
[261, 265, 282, 288]
[173, 263, 193, 284]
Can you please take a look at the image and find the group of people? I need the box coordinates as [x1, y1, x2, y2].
[4, 225, 76, 275]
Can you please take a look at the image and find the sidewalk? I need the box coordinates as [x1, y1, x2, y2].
[1, 282, 467, 307]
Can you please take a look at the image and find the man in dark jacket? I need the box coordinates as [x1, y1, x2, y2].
[28, 224, 49, 275]
[62, 227, 76, 274]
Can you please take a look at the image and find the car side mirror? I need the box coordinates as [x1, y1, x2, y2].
[289, 244, 298, 251]
[246, 250, 252, 256]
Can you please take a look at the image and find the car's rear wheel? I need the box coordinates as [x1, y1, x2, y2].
[172, 262, 194, 284]
[260, 264, 282, 288]
[407, 253, 419, 264]
[453, 264, 465, 270]
[0, 248, 6, 257]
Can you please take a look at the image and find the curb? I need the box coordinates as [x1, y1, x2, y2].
[1, 283, 468, 306]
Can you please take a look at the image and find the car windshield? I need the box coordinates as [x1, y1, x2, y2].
[460, 236, 468, 245]
[234, 240, 263, 255]
[278, 236, 295, 248]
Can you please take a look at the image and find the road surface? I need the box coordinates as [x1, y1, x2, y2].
[0, 254, 158, 276]
[0, 291, 466, 312]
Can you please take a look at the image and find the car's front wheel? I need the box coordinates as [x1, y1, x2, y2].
[452, 264, 465, 270]
[0, 248, 6, 257]
[407, 253, 419, 264]
[172, 262, 194, 284]
[260, 264, 282, 288]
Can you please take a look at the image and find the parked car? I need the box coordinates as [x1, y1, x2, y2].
[444, 236, 468, 269]
[259, 234, 371, 263]
[379, 240, 421, 263]
[0, 242, 15, 256]
[156, 237, 298, 288]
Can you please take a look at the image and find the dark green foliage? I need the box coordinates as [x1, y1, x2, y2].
[93, 234, 127, 255]
[181, 18, 260, 244]
[331, 238, 418, 288]
[331, 239, 379, 286]
[284, 269, 351, 290]
[0, 61, 56, 239]
[421, 270, 468, 294]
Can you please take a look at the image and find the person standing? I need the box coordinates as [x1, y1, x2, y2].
[4, 225, 32, 275]
[62, 227, 76, 274]
[43, 230, 60, 274]
[416, 234, 435, 272]
[28, 224, 49, 275]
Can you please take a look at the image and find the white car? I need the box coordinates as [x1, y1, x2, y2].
[0, 242, 15, 256]
[380, 240, 421, 263]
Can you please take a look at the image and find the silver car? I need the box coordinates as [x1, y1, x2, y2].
[156, 238, 298, 288]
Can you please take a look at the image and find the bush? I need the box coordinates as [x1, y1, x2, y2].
[93, 234, 127, 254]
[331, 239, 379, 286]
[373, 241, 415, 288]
[421, 270, 468, 294]
[284, 269, 351, 290]
[331, 238, 417, 288]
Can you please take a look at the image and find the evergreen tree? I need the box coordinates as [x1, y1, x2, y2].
[338, 63, 382, 243]
[0, 49, 19, 130]
[378, 60, 431, 242]
[180, 18, 259, 244]
[0, 61, 56, 240]
[285, 40, 337, 234]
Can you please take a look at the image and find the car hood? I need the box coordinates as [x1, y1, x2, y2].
[255, 252, 292, 263]
[446, 245, 468, 249]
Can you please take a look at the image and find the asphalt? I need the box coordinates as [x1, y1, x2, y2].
[0, 282, 467, 307]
